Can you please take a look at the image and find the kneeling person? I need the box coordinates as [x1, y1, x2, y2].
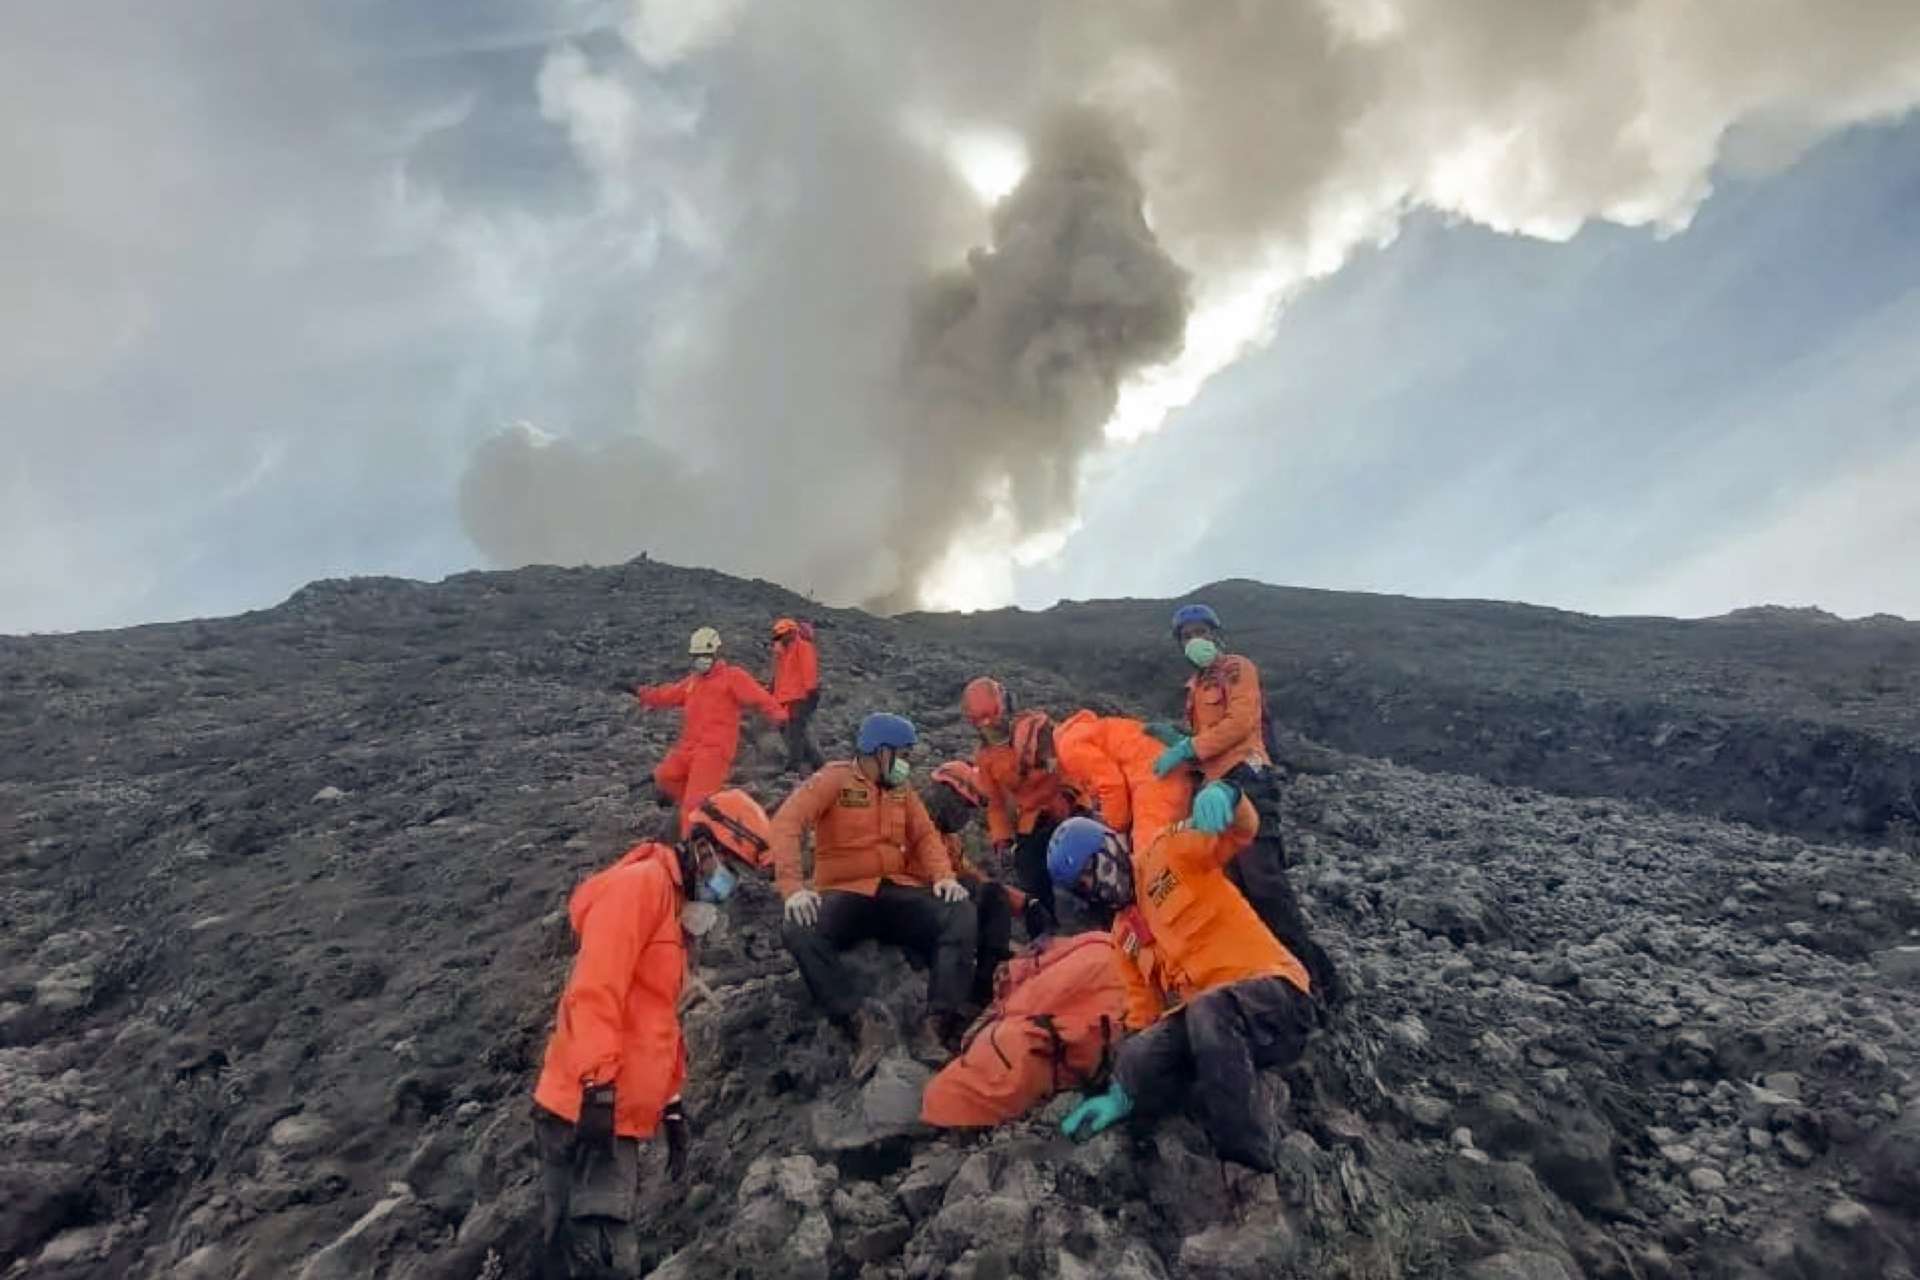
[531, 789, 768, 1279]
[774, 713, 975, 1074]
[1047, 801, 1315, 1172]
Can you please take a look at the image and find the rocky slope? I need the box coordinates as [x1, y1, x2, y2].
[1, 559, 1917, 1279]
[906, 580, 1920, 848]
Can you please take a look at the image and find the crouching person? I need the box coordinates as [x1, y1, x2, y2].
[774, 713, 976, 1075]
[530, 789, 771, 1279]
[1046, 801, 1316, 1172]
[923, 760, 1027, 1006]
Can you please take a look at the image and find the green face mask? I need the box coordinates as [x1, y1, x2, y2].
[1183, 637, 1219, 669]
[885, 756, 913, 789]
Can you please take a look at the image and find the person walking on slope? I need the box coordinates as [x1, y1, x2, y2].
[769, 617, 825, 772]
[530, 789, 771, 1279]
[1152, 603, 1345, 1008]
[1047, 809, 1316, 1172]
[963, 678, 1071, 937]
[922, 760, 1026, 1006]
[774, 713, 976, 1074]
[632, 626, 786, 830]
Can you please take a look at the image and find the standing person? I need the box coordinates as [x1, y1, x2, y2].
[923, 761, 1025, 1006]
[530, 790, 770, 1279]
[773, 713, 976, 1072]
[769, 617, 825, 772]
[962, 677, 1071, 936]
[1046, 808, 1316, 1172]
[1152, 603, 1345, 1007]
[632, 626, 786, 830]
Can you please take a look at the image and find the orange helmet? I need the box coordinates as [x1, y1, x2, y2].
[687, 788, 772, 865]
[1011, 711, 1054, 776]
[771, 617, 800, 640]
[961, 676, 1010, 727]
[931, 761, 987, 808]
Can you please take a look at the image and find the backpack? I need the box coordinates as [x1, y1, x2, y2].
[920, 933, 1130, 1128]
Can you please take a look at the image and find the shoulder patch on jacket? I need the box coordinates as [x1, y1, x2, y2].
[1145, 867, 1181, 906]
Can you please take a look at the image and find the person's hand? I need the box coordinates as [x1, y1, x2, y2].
[783, 889, 822, 927]
[574, 1083, 617, 1162]
[933, 878, 968, 904]
[661, 1099, 691, 1180]
[1152, 737, 1196, 778]
[1189, 781, 1238, 834]
[1061, 1083, 1132, 1141]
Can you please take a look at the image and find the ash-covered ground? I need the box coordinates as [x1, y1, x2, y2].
[2, 560, 1916, 1279]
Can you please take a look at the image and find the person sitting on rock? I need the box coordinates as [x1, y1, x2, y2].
[768, 617, 825, 773]
[773, 713, 976, 1074]
[1152, 602, 1345, 1008]
[631, 626, 787, 831]
[1046, 808, 1316, 1172]
[963, 677, 1072, 937]
[530, 788, 771, 1278]
[923, 760, 1027, 1006]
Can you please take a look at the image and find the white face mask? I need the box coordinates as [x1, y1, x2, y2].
[691, 655, 716, 673]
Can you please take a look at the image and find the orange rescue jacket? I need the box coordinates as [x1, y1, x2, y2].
[1052, 712, 1193, 850]
[1111, 800, 1309, 1030]
[533, 843, 687, 1139]
[772, 760, 955, 898]
[771, 630, 820, 705]
[1184, 653, 1271, 780]
[975, 711, 1071, 845]
[638, 659, 786, 758]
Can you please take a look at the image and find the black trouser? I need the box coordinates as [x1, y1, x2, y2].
[532, 1104, 640, 1280]
[1225, 766, 1344, 1005]
[966, 878, 1015, 1006]
[1114, 976, 1314, 1172]
[782, 693, 824, 771]
[780, 881, 977, 1021]
[1012, 815, 1061, 923]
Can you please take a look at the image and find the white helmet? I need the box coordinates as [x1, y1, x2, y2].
[688, 626, 723, 656]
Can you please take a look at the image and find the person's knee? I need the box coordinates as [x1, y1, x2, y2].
[938, 899, 979, 946]
[780, 916, 819, 954]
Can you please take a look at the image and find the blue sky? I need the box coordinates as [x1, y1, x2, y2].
[3, 2, 1917, 632]
[1020, 122, 1920, 619]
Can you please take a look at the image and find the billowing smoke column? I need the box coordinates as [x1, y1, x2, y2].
[458, 0, 1920, 609]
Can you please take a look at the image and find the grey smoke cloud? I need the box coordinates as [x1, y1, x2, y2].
[459, 0, 1920, 609]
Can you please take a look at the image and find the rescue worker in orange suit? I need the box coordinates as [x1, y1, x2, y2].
[1046, 805, 1316, 1172]
[1050, 710, 1193, 851]
[922, 761, 1027, 1006]
[769, 617, 824, 772]
[632, 626, 786, 830]
[773, 713, 976, 1073]
[963, 678, 1071, 938]
[1152, 603, 1345, 1008]
[531, 789, 771, 1279]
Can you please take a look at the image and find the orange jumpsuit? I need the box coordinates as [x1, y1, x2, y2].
[771, 630, 820, 707]
[975, 710, 1072, 846]
[639, 660, 786, 821]
[1052, 712, 1193, 850]
[533, 843, 687, 1138]
[1184, 653, 1271, 781]
[771, 760, 955, 898]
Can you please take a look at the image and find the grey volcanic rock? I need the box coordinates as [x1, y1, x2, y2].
[0, 558, 1916, 1278]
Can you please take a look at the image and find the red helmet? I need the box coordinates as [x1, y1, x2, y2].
[931, 761, 987, 808]
[686, 788, 772, 864]
[1011, 711, 1054, 776]
[771, 617, 800, 640]
[961, 677, 1009, 727]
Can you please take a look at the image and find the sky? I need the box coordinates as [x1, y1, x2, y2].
[3, 1, 1918, 634]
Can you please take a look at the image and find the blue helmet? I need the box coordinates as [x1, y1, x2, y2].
[1047, 816, 1112, 886]
[856, 712, 918, 755]
[1170, 602, 1221, 638]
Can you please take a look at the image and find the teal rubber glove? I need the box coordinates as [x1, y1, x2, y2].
[1189, 781, 1237, 834]
[1152, 737, 1195, 778]
[1143, 721, 1186, 747]
[1061, 1082, 1133, 1141]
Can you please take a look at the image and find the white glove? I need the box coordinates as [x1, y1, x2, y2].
[783, 889, 822, 927]
[933, 878, 968, 904]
